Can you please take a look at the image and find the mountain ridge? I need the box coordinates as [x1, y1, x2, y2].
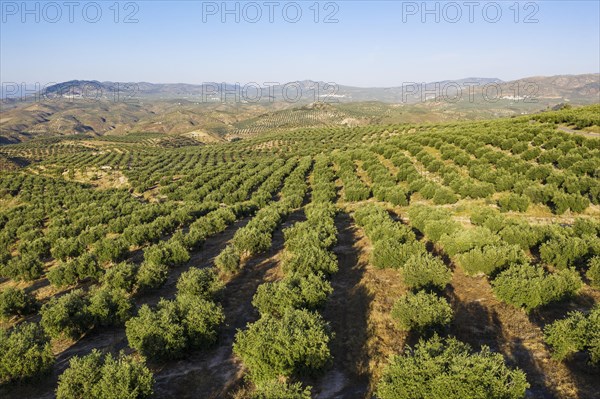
[1, 73, 598, 144]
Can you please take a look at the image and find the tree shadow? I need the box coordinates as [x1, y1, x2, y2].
[308, 211, 372, 398]
[527, 291, 600, 399]
[24, 278, 49, 294]
[529, 291, 597, 327]
[445, 289, 567, 398]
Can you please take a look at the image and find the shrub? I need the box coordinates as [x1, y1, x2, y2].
[143, 240, 190, 268]
[586, 256, 600, 288]
[499, 223, 544, 250]
[56, 349, 154, 399]
[439, 227, 499, 257]
[540, 235, 597, 270]
[284, 217, 337, 251]
[47, 254, 102, 288]
[422, 220, 460, 242]
[456, 245, 524, 276]
[215, 245, 241, 273]
[401, 253, 452, 290]
[233, 309, 332, 383]
[432, 187, 458, 205]
[51, 237, 84, 261]
[0, 287, 38, 320]
[377, 335, 528, 399]
[251, 380, 312, 399]
[94, 238, 129, 264]
[17, 237, 50, 259]
[47, 263, 77, 288]
[101, 261, 138, 291]
[0, 322, 54, 383]
[573, 218, 600, 237]
[1, 253, 43, 281]
[126, 301, 186, 360]
[126, 296, 224, 360]
[40, 289, 93, 340]
[544, 306, 600, 364]
[176, 267, 223, 300]
[498, 194, 530, 212]
[372, 240, 426, 270]
[176, 294, 225, 349]
[492, 263, 582, 312]
[281, 244, 339, 276]
[252, 273, 333, 316]
[344, 183, 371, 202]
[233, 227, 272, 255]
[136, 261, 168, 291]
[391, 291, 453, 332]
[470, 206, 502, 227]
[88, 287, 133, 326]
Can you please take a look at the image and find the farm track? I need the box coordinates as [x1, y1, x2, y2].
[557, 126, 600, 138]
[329, 209, 410, 397]
[309, 212, 370, 398]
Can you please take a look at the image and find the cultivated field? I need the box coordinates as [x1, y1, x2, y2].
[0, 104, 599, 399]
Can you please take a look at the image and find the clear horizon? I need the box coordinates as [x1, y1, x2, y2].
[1, 1, 599, 86]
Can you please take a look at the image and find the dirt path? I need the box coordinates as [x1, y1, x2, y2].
[557, 126, 600, 138]
[314, 209, 409, 397]
[307, 212, 370, 398]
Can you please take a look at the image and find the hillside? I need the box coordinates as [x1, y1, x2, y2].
[1, 74, 598, 144]
[0, 105, 599, 399]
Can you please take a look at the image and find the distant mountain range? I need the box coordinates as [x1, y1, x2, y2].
[3, 73, 598, 104]
[1, 73, 598, 144]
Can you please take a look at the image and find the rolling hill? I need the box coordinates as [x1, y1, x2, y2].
[1, 74, 598, 144]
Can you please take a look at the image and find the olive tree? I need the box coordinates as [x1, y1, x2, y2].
[377, 335, 529, 399]
[0, 322, 54, 382]
[56, 349, 154, 399]
[233, 309, 332, 383]
[0, 287, 38, 320]
[391, 291, 453, 332]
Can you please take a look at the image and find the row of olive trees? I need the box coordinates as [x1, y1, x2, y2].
[371, 144, 459, 205]
[353, 150, 408, 206]
[52, 262, 226, 397]
[350, 204, 529, 398]
[408, 204, 585, 312]
[333, 153, 371, 202]
[380, 121, 598, 211]
[0, 201, 259, 384]
[125, 266, 225, 360]
[0, 160, 267, 284]
[215, 157, 313, 274]
[233, 156, 338, 398]
[353, 204, 453, 332]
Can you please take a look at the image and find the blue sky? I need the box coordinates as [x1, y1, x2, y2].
[1, 1, 599, 87]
